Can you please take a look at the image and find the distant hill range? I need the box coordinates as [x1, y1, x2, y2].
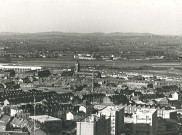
[0, 32, 159, 37]
[1, 32, 181, 40]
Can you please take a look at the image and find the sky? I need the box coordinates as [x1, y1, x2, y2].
[0, 0, 182, 35]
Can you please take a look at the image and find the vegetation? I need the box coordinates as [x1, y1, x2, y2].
[0, 32, 182, 60]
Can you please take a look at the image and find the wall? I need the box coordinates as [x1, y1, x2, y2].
[77, 122, 95, 135]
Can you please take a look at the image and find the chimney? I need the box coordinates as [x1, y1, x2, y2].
[92, 71, 94, 93]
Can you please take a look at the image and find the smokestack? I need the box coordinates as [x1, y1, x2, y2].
[92, 71, 94, 93]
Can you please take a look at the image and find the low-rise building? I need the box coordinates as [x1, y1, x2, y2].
[171, 91, 182, 100]
[29, 115, 62, 135]
[0, 65, 42, 72]
[66, 111, 85, 121]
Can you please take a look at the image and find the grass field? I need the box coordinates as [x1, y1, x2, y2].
[12, 59, 182, 68]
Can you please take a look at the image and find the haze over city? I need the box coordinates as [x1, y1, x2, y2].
[1, 0, 182, 135]
[1, 0, 182, 35]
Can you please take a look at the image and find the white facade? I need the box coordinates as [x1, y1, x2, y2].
[133, 109, 157, 135]
[0, 65, 42, 71]
[4, 99, 10, 106]
[74, 54, 96, 60]
[10, 108, 23, 116]
[172, 92, 179, 100]
[133, 109, 156, 126]
[77, 121, 95, 135]
[66, 112, 74, 120]
[163, 110, 177, 119]
[79, 106, 87, 113]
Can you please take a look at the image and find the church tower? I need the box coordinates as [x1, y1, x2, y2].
[75, 61, 80, 73]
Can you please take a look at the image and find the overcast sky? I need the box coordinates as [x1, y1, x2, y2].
[0, 0, 182, 35]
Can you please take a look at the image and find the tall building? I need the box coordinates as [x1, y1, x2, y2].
[77, 114, 111, 135]
[133, 109, 157, 135]
[98, 106, 125, 135]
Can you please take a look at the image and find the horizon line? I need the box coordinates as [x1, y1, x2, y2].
[0, 31, 182, 36]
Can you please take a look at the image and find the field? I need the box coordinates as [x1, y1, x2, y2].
[9, 59, 182, 77]
[1, 32, 182, 78]
[13, 59, 182, 67]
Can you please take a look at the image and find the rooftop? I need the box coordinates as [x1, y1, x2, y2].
[100, 105, 124, 112]
[0, 65, 42, 70]
[135, 109, 156, 115]
[29, 115, 61, 123]
[79, 114, 107, 123]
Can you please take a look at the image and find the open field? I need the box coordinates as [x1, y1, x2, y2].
[13, 60, 182, 67]
[11, 59, 182, 69]
[8, 60, 182, 78]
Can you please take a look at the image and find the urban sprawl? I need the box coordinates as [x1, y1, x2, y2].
[0, 33, 182, 135]
[0, 61, 181, 135]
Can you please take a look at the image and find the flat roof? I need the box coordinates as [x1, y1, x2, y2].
[0, 65, 42, 70]
[29, 115, 61, 123]
[135, 109, 157, 115]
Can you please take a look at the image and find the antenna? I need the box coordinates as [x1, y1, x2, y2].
[33, 95, 35, 135]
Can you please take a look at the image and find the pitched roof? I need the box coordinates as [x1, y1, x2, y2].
[0, 115, 11, 123]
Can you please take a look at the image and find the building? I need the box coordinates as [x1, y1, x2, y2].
[171, 91, 182, 100]
[0, 115, 11, 131]
[0, 65, 42, 72]
[162, 109, 177, 120]
[66, 111, 85, 121]
[98, 106, 124, 135]
[123, 81, 148, 89]
[0, 131, 29, 135]
[29, 115, 62, 134]
[76, 114, 111, 135]
[74, 54, 96, 60]
[74, 61, 101, 78]
[10, 106, 23, 116]
[3, 99, 10, 106]
[142, 92, 156, 101]
[155, 97, 170, 106]
[75, 61, 80, 73]
[133, 109, 157, 135]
